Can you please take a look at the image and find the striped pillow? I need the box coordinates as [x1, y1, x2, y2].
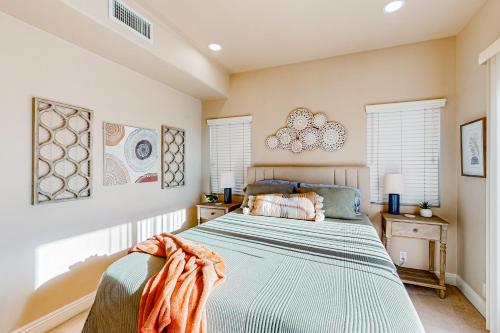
[247, 192, 325, 222]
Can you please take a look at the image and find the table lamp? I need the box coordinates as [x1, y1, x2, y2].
[220, 172, 235, 204]
[384, 173, 403, 214]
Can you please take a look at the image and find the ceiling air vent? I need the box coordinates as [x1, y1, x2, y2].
[109, 0, 152, 41]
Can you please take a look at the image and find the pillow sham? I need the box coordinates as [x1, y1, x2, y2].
[255, 179, 299, 190]
[247, 192, 325, 222]
[240, 183, 294, 208]
[297, 187, 357, 220]
[299, 182, 361, 214]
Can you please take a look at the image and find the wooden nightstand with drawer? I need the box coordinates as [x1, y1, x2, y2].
[382, 213, 449, 298]
[196, 202, 240, 225]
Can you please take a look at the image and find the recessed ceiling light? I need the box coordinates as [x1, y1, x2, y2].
[384, 0, 405, 13]
[208, 43, 222, 52]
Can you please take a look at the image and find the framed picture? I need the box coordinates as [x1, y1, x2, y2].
[460, 117, 486, 177]
[103, 122, 159, 186]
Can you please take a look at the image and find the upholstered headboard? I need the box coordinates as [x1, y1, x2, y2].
[247, 166, 371, 213]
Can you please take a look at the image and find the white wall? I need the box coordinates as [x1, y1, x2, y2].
[0, 12, 202, 332]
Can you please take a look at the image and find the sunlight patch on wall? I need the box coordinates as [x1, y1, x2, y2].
[137, 209, 186, 241]
[34, 209, 187, 289]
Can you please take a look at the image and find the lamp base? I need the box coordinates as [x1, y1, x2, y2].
[388, 194, 400, 215]
[224, 188, 232, 204]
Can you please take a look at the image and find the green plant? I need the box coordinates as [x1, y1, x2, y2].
[204, 193, 218, 203]
[419, 201, 432, 209]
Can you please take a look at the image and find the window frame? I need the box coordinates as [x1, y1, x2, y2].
[365, 98, 446, 207]
[207, 116, 252, 195]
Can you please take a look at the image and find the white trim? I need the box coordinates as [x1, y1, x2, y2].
[456, 276, 486, 317]
[432, 271, 457, 286]
[486, 54, 500, 332]
[10, 292, 95, 333]
[479, 37, 500, 65]
[365, 98, 447, 114]
[207, 115, 253, 125]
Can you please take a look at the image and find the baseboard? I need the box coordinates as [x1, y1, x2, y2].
[456, 275, 486, 317]
[10, 291, 95, 333]
[433, 271, 457, 286]
[426, 272, 485, 316]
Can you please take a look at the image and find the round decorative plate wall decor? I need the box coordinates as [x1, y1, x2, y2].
[276, 127, 297, 149]
[265, 107, 347, 153]
[312, 113, 328, 128]
[287, 108, 313, 131]
[320, 121, 347, 151]
[265, 135, 279, 149]
[299, 127, 321, 151]
[291, 140, 303, 153]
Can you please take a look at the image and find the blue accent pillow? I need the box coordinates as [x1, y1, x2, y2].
[256, 179, 299, 190]
[299, 182, 362, 214]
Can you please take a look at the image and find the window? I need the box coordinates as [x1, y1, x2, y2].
[208, 116, 252, 194]
[366, 99, 446, 206]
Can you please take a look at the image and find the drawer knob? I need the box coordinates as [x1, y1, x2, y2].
[211, 212, 215, 215]
[413, 228, 418, 233]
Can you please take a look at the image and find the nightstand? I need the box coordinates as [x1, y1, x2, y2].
[196, 202, 240, 225]
[382, 213, 449, 298]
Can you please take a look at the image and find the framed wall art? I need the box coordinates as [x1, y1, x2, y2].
[161, 125, 185, 188]
[103, 122, 159, 185]
[32, 97, 93, 204]
[460, 117, 486, 177]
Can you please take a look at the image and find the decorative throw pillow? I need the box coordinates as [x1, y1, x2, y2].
[299, 182, 362, 214]
[247, 192, 325, 222]
[240, 183, 294, 208]
[256, 179, 300, 190]
[297, 187, 357, 220]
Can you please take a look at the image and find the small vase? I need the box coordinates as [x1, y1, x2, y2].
[420, 209, 433, 218]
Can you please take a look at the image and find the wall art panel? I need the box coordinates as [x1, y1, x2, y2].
[32, 97, 93, 204]
[161, 125, 185, 188]
[103, 122, 158, 186]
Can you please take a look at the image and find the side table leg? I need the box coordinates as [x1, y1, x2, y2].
[429, 240, 435, 272]
[438, 242, 447, 299]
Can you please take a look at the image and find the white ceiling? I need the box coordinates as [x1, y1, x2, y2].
[138, 0, 486, 73]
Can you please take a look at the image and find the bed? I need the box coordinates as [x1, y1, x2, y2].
[83, 166, 424, 333]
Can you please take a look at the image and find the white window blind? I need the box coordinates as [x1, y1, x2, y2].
[208, 116, 252, 194]
[366, 99, 446, 206]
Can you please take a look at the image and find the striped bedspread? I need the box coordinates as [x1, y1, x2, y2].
[83, 212, 424, 333]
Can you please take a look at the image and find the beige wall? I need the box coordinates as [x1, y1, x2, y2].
[456, 0, 500, 298]
[203, 38, 458, 275]
[0, 12, 201, 332]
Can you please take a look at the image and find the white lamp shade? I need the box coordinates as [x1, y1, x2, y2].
[220, 172, 235, 189]
[384, 173, 403, 194]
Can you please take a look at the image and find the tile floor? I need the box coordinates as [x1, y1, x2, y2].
[48, 285, 487, 333]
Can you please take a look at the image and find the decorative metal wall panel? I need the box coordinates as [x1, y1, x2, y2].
[32, 97, 93, 204]
[161, 125, 185, 188]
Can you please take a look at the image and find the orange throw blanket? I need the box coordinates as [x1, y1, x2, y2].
[129, 233, 225, 333]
